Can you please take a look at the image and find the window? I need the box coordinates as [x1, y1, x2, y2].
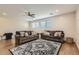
[46, 20, 51, 28]
[31, 22, 40, 28]
[40, 21, 46, 28]
[31, 20, 51, 28]
[35, 22, 40, 28]
[31, 22, 36, 28]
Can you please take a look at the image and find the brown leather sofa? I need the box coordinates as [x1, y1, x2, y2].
[15, 31, 39, 46]
[41, 31, 64, 43]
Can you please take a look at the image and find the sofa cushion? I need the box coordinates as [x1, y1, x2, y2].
[54, 32, 61, 37]
[20, 32, 24, 36]
[43, 32, 50, 36]
[32, 32, 37, 35]
[25, 33, 28, 36]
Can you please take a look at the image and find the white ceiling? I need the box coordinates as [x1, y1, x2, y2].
[0, 4, 78, 21]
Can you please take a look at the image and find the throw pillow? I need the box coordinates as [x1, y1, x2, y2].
[20, 32, 24, 36]
[25, 33, 28, 36]
[54, 32, 61, 37]
[43, 32, 50, 36]
[32, 32, 37, 35]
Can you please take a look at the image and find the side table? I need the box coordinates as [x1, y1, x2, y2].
[65, 37, 74, 44]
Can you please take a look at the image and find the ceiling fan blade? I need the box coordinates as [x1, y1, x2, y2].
[25, 11, 35, 18]
[28, 12, 31, 16]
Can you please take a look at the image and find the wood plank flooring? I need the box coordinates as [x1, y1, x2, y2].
[59, 43, 79, 55]
[0, 39, 79, 55]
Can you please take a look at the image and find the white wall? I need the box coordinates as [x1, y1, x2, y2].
[0, 17, 29, 35]
[31, 12, 76, 40]
[75, 8, 79, 49]
[50, 12, 76, 39]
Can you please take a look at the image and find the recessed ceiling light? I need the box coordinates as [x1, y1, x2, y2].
[2, 12, 7, 16]
[55, 10, 59, 13]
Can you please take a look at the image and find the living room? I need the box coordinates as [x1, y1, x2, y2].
[0, 4, 79, 55]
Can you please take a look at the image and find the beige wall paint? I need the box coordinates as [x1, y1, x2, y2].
[75, 8, 79, 49]
[31, 12, 76, 40]
[0, 17, 29, 35]
[51, 12, 76, 39]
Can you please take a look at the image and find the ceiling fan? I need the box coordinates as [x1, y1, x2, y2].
[25, 11, 35, 18]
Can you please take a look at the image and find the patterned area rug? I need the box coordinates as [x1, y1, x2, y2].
[10, 39, 61, 55]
